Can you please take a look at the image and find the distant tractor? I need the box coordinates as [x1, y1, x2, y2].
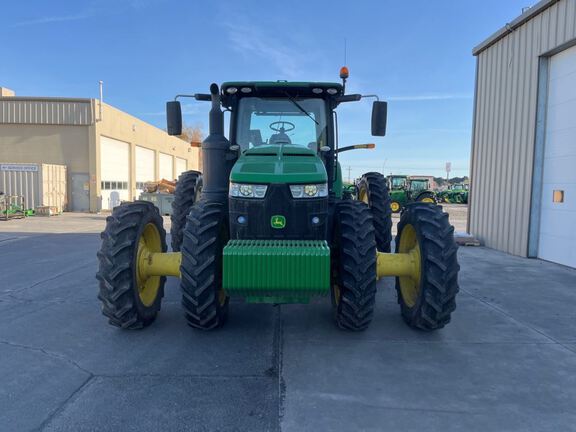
[96, 68, 459, 333]
[342, 183, 357, 200]
[439, 183, 469, 204]
[386, 175, 437, 213]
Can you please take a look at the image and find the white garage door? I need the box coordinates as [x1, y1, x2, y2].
[100, 136, 130, 210]
[135, 146, 155, 192]
[538, 44, 576, 268]
[175, 157, 187, 178]
[159, 153, 174, 181]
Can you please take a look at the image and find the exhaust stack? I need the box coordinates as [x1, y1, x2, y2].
[201, 83, 233, 202]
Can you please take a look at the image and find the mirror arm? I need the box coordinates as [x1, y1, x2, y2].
[336, 144, 375, 154]
[361, 94, 380, 101]
[174, 94, 211, 102]
[335, 94, 362, 103]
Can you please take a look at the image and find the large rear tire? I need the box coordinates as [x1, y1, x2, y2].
[96, 201, 166, 329]
[395, 203, 459, 330]
[171, 170, 203, 252]
[331, 200, 377, 331]
[357, 172, 393, 252]
[180, 200, 230, 329]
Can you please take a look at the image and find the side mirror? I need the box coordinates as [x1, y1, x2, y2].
[166, 101, 182, 136]
[371, 101, 387, 136]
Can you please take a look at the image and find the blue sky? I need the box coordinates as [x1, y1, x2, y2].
[2, 0, 532, 178]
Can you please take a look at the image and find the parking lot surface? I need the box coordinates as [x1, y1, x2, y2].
[1, 208, 575, 431]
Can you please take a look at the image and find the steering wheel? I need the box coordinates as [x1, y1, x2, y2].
[269, 121, 295, 133]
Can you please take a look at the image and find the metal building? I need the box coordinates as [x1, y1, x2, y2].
[0, 91, 200, 212]
[470, 0, 576, 268]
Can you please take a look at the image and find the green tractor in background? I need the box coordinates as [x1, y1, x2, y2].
[342, 182, 357, 200]
[386, 175, 437, 213]
[96, 69, 459, 332]
[438, 183, 469, 204]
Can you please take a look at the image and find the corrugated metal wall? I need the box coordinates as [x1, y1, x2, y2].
[470, 0, 576, 256]
[0, 163, 67, 212]
[0, 98, 93, 125]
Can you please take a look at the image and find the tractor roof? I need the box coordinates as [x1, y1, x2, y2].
[221, 81, 344, 99]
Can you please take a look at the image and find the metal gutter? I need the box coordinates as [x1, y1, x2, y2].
[472, 0, 561, 56]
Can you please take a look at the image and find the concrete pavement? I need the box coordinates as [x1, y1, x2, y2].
[1, 213, 575, 431]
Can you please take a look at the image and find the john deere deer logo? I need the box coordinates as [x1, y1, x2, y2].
[271, 215, 286, 229]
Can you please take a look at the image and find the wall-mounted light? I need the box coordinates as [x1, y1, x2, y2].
[553, 190, 564, 203]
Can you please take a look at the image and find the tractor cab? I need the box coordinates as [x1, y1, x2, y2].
[408, 178, 429, 192]
[221, 82, 336, 152]
[388, 175, 408, 190]
[450, 183, 468, 191]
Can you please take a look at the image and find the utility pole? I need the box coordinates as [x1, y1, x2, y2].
[347, 166, 352, 183]
[445, 162, 451, 182]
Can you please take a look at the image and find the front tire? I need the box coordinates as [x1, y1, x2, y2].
[180, 200, 229, 329]
[395, 204, 459, 330]
[96, 201, 166, 329]
[171, 170, 202, 252]
[331, 200, 377, 331]
[357, 172, 393, 252]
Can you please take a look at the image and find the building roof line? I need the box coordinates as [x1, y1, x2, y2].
[0, 96, 92, 103]
[472, 0, 560, 56]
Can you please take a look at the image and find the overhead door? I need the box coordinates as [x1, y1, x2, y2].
[159, 153, 174, 181]
[538, 44, 576, 268]
[175, 157, 187, 178]
[135, 146, 155, 193]
[100, 136, 130, 210]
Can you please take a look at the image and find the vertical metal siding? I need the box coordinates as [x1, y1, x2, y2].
[0, 99, 93, 125]
[470, 0, 576, 256]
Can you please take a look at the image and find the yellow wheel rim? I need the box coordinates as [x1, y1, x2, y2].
[136, 223, 163, 306]
[421, 197, 435, 203]
[358, 187, 369, 204]
[397, 224, 421, 308]
[391, 202, 401, 212]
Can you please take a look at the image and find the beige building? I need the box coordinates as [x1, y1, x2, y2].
[0, 89, 200, 212]
[470, 0, 576, 268]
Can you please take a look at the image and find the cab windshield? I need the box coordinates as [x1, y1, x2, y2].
[235, 97, 327, 151]
[390, 177, 407, 189]
[410, 180, 428, 191]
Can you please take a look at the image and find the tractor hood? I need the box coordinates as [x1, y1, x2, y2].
[230, 145, 327, 184]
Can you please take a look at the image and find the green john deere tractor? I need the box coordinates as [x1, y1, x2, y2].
[438, 183, 469, 204]
[96, 70, 459, 332]
[385, 175, 436, 213]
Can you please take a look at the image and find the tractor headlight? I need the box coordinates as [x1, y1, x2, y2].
[289, 183, 328, 199]
[229, 182, 268, 199]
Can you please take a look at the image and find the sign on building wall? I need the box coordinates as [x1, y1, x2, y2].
[0, 164, 39, 172]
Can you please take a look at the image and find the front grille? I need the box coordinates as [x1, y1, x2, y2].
[229, 184, 328, 240]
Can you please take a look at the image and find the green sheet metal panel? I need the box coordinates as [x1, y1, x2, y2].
[223, 240, 330, 297]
